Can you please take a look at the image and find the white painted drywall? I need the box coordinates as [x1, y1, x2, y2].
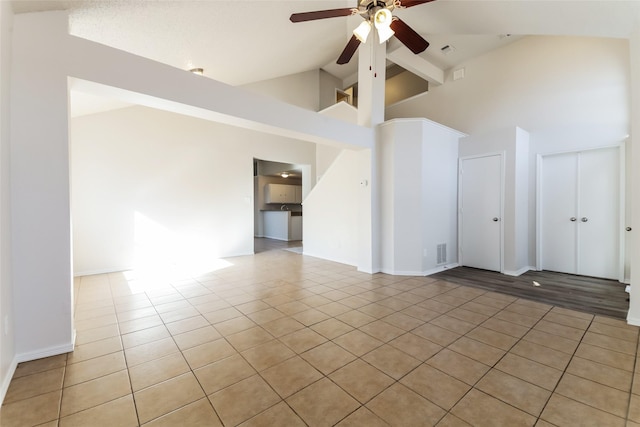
[627, 29, 640, 325]
[319, 70, 343, 111]
[316, 102, 358, 183]
[242, 69, 320, 112]
[0, 0, 16, 404]
[388, 35, 629, 273]
[303, 149, 368, 267]
[9, 10, 371, 364]
[71, 105, 316, 275]
[11, 12, 75, 363]
[379, 119, 463, 275]
[387, 36, 628, 142]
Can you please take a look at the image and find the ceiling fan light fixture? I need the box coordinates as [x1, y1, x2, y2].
[376, 24, 395, 43]
[353, 20, 372, 43]
[373, 9, 394, 43]
[374, 8, 392, 27]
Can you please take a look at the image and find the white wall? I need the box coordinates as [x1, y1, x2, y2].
[11, 12, 75, 364]
[627, 28, 640, 325]
[317, 102, 359, 182]
[319, 69, 343, 111]
[242, 69, 320, 112]
[9, 10, 371, 366]
[387, 36, 628, 143]
[388, 35, 629, 271]
[0, 0, 16, 403]
[71, 105, 316, 275]
[302, 149, 369, 267]
[380, 119, 463, 275]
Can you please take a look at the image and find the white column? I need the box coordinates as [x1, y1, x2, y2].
[627, 21, 640, 325]
[11, 12, 74, 359]
[357, 33, 387, 127]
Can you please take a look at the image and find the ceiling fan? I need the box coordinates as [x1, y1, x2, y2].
[290, 0, 435, 65]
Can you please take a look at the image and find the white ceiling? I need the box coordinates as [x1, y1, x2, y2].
[11, 0, 640, 113]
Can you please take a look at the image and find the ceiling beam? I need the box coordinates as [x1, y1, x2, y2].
[386, 46, 444, 86]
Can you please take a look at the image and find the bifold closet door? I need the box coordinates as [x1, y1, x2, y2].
[540, 147, 619, 279]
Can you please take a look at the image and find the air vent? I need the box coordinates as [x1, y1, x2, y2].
[440, 44, 455, 54]
[436, 243, 447, 265]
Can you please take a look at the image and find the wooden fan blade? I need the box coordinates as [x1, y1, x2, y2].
[290, 8, 355, 23]
[397, 0, 437, 8]
[390, 18, 429, 54]
[337, 35, 361, 64]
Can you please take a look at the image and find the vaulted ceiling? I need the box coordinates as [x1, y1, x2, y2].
[12, 1, 640, 89]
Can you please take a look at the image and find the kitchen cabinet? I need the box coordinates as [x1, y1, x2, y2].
[263, 211, 302, 241]
[265, 184, 302, 204]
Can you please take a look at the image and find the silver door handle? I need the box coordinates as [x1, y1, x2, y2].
[570, 217, 576, 222]
[492, 217, 499, 222]
[581, 217, 588, 222]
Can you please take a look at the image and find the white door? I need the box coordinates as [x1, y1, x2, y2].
[578, 148, 619, 279]
[540, 147, 619, 279]
[540, 152, 578, 274]
[460, 155, 502, 272]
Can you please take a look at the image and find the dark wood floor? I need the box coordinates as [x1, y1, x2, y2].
[431, 267, 629, 319]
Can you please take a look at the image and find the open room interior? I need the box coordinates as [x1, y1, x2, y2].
[2, 0, 640, 425]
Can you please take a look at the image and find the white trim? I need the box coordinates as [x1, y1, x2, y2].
[627, 314, 640, 327]
[301, 250, 357, 269]
[74, 266, 133, 277]
[503, 266, 535, 277]
[0, 356, 18, 405]
[15, 340, 75, 364]
[619, 142, 626, 282]
[380, 269, 427, 276]
[379, 263, 459, 277]
[423, 263, 460, 276]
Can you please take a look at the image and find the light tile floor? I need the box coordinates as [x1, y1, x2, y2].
[2, 247, 640, 426]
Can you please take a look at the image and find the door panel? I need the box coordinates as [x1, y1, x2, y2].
[541, 153, 578, 274]
[540, 147, 620, 280]
[460, 155, 502, 272]
[578, 148, 619, 279]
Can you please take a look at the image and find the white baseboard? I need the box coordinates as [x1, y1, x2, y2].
[1, 337, 75, 405]
[627, 315, 640, 327]
[423, 263, 460, 276]
[74, 266, 132, 277]
[300, 250, 357, 268]
[380, 268, 425, 276]
[503, 266, 535, 277]
[380, 263, 460, 277]
[0, 355, 18, 405]
[15, 341, 75, 364]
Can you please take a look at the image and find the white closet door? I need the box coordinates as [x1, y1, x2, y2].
[541, 152, 578, 274]
[460, 155, 502, 272]
[540, 147, 619, 279]
[578, 147, 619, 279]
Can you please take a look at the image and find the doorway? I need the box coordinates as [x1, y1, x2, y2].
[458, 154, 504, 272]
[253, 159, 306, 254]
[538, 146, 622, 280]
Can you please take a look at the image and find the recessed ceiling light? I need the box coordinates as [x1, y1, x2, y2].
[281, 172, 289, 178]
[189, 68, 204, 75]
